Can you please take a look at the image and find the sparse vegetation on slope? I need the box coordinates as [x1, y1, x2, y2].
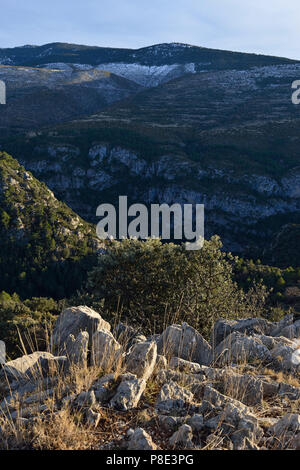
[0, 152, 100, 299]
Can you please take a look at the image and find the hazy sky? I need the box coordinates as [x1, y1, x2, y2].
[0, 0, 299, 59]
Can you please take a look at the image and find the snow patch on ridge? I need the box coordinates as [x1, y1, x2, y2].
[95, 62, 197, 87]
[41, 62, 197, 87]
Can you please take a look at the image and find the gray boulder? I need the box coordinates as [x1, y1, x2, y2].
[126, 341, 157, 380]
[156, 380, 194, 413]
[157, 324, 182, 357]
[110, 373, 146, 411]
[271, 314, 294, 337]
[32, 355, 69, 379]
[280, 320, 300, 340]
[0, 351, 55, 383]
[157, 323, 212, 365]
[169, 424, 194, 448]
[271, 343, 300, 372]
[278, 382, 300, 401]
[222, 372, 264, 406]
[67, 331, 89, 366]
[113, 323, 146, 351]
[75, 390, 96, 407]
[169, 357, 202, 374]
[91, 329, 121, 370]
[232, 318, 274, 337]
[51, 306, 110, 354]
[211, 318, 274, 347]
[253, 334, 293, 350]
[157, 415, 185, 434]
[270, 413, 300, 436]
[186, 414, 204, 432]
[214, 332, 272, 365]
[211, 319, 237, 347]
[91, 373, 117, 403]
[127, 428, 157, 450]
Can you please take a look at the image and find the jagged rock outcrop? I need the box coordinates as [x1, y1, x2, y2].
[126, 341, 157, 380]
[0, 351, 57, 383]
[1, 308, 300, 451]
[156, 381, 194, 413]
[91, 329, 121, 370]
[157, 323, 212, 365]
[214, 332, 273, 365]
[109, 373, 146, 411]
[127, 428, 157, 451]
[169, 424, 194, 448]
[67, 331, 89, 366]
[169, 357, 202, 374]
[51, 306, 110, 354]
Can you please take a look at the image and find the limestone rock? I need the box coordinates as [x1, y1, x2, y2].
[91, 329, 121, 370]
[214, 332, 272, 365]
[271, 314, 295, 337]
[270, 413, 300, 436]
[211, 318, 274, 347]
[91, 373, 117, 403]
[127, 428, 157, 450]
[157, 323, 212, 365]
[75, 390, 96, 407]
[169, 424, 194, 448]
[0, 351, 55, 383]
[67, 331, 89, 366]
[222, 372, 264, 406]
[271, 343, 300, 372]
[51, 306, 110, 354]
[156, 380, 194, 413]
[157, 325, 182, 357]
[278, 382, 300, 401]
[110, 373, 146, 411]
[169, 357, 202, 374]
[126, 341, 157, 380]
[211, 319, 237, 347]
[33, 355, 69, 379]
[157, 415, 185, 434]
[280, 320, 300, 339]
[113, 323, 145, 351]
[186, 414, 204, 432]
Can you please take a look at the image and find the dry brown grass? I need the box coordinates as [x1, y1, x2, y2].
[263, 368, 300, 387]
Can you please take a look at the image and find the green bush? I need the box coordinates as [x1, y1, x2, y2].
[86, 236, 269, 337]
[0, 293, 61, 358]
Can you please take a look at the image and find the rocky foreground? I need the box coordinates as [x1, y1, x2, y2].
[1, 306, 300, 450]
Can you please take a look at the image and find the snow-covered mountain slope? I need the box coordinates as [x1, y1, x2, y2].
[40, 62, 198, 87]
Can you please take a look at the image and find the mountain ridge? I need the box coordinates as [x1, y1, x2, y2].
[0, 41, 300, 258]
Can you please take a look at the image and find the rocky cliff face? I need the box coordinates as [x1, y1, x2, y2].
[12, 137, 300, 253]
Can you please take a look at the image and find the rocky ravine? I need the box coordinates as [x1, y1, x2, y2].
[1, 306, 300, 450]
